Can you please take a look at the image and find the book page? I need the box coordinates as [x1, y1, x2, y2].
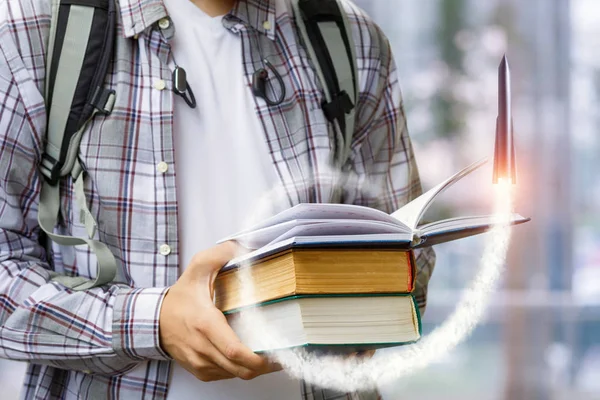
[265, 220, 411, 248]
[230, 219, 406, 250]
[415, 214, 530, 247]
[225, 219, 309, 249]
[391, 158, 488, 229]
[220, 203, 410, 243]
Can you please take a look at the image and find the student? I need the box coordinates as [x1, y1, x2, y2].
[0, 0, 436, 398]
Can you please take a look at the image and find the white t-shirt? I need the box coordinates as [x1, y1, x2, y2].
[162, 0, 302, 399]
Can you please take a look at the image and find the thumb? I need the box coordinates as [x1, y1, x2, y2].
[187, 241, 246, 286]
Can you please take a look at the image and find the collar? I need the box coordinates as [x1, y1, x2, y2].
[118, 0, 277, 41]
[118, 0, 168, 38]
[229, 0, 276, 41]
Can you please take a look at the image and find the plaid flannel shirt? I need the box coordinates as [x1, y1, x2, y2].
[0, 0, 436, 398]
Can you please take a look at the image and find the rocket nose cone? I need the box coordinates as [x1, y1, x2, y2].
[499, 55, 509, 72]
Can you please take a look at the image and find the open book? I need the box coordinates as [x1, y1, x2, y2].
[221, 158, 529, 268]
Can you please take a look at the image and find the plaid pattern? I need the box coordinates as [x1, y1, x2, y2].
[0, 0, 436, 398]
[301, 381, 382, 400]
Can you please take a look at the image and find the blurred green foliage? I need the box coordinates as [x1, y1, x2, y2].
[434, 0, 468, 140]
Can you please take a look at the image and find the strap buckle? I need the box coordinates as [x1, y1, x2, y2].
[322, 91, 354, 123]
[91, 87, 116, 115]
[40, 153, 63, 185]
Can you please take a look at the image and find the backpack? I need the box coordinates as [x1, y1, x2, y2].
[39, 0, 358, 290]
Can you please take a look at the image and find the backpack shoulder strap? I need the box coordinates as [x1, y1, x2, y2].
[42, 0, 117, 184]
[292, 0, 358, 168]
[39, 0, 118, 290]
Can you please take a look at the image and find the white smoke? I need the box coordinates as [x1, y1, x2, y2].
[232, 177, 513, 392]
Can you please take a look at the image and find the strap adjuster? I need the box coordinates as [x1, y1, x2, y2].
[322, 91, 354, 123]
[91, 87, 116, 115]
[40, 153, 63, 185]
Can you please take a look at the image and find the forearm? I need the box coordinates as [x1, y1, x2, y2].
[0, 249, 170, 375]
[0, 24, 171, 375]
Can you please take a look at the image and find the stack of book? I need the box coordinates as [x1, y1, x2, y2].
[215, 159, 529, 353]
[215, 246, 421, 353]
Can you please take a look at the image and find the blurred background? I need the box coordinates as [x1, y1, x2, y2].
[358, 0, 600, 399]
[1, 0, 598, 399]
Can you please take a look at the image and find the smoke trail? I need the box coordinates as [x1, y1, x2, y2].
[232, 179, 513, 392]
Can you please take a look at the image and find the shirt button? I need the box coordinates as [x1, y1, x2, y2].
[159, 244, 171, 256]
[158, 17, 171, 30]
[262, 20, 271, 31]
[154, 79, 166, 91]
[157, 161, 169, 173]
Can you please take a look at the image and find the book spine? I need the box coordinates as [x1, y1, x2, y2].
[411, 293, 422, 336]
[408, 249, 417, 293]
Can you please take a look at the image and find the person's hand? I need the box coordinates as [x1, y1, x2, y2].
[159, 241, 281, 382]
[349, 350, 376, 359]
[348, 350, 376, 365]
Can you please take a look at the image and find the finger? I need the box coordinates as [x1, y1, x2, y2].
[181, 354, 236, 382]
[203, 373, 237, 382]
[269, 361, 283, 370]
[356, 350, 376, 358]
[203, 310, 268, 372]
[242, 359, 284, 380]
[255, 359, 283, 374]
[191, 368, 237, 382]
[192, 241, 243, 271]
[266, 361, 284, 373]
[348, 350, 376, 360]
[205, 348, 263, 380]
[188, 242, 246, 292]
[191, 325, 267, 379]
[198, 365, 237, 381]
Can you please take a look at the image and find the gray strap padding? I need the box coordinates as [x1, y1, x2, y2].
[75, 168, 98, 239]
[39, 4, 118, 290]
[38, 162, 118, 290]
[45, 0, 61, 100]
[292, 0, 345, 167]
[292, 0, 357, 168]
[340, 6, 359, 100]
[293, 0, 357, 204]
[43, 5, 94, 176]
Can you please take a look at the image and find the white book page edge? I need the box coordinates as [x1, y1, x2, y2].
[219, 203, 410, 243]
[264, 220, 410, 248]
[391, 158, 489, 229]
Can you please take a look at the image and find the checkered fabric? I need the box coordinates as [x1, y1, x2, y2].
[0, 0, 436, 398]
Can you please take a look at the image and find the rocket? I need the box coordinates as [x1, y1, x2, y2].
[493, 55, 517, 184]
